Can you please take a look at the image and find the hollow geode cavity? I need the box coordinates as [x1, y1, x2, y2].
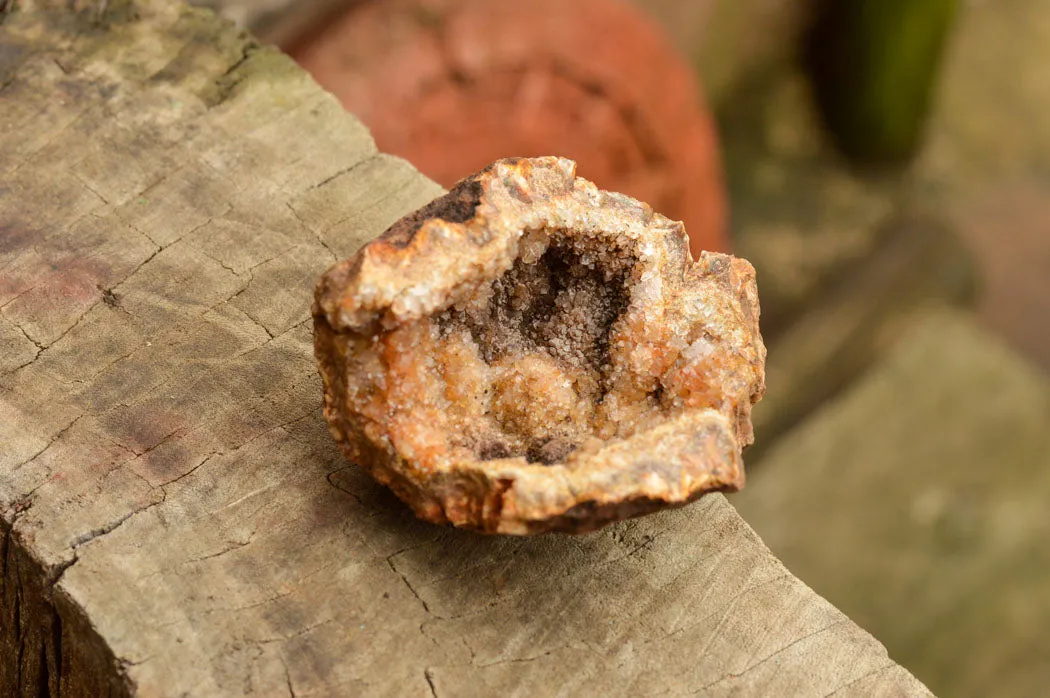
[313, 157, 765, 534]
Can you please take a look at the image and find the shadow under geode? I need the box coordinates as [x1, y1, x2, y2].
[294, 408, 774, 677]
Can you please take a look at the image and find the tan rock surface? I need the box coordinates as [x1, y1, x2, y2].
[314, 157, 765, 534]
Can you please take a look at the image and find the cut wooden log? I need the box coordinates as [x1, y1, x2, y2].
[1, 1, 930, 695]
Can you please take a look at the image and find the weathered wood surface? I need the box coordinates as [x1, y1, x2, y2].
[0, 2, 930, 695]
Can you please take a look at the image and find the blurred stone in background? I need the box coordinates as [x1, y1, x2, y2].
[734, 308, 1050, 698]
[916, 0, 1050, 374]
[639, 0, 811, 107]
[290, 0, 728, 256]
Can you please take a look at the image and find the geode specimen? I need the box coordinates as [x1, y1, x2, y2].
[313, 157, 765, 534]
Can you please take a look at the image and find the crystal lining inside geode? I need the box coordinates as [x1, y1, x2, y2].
[433, 230, 635, 465]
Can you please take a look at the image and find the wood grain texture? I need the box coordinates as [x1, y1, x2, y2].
[0, 1, 930, 695]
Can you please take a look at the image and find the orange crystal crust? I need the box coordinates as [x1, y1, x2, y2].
[313, 157, 765, 534]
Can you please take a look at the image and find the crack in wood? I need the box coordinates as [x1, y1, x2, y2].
[12, 415, 84, 473]
[68, 494, 165, 550]
[386, 554, 431, 614]
[820, 661, 900, 698]
[693, 617, 854, 693]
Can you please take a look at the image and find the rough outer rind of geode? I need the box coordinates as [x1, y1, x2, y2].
[313, 157, 765, 534]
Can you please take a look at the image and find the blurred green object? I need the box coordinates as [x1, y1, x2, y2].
[806, 0, 960, 166]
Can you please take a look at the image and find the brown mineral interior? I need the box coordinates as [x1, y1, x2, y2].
[313, 157, 766, 534]
[437, 232, 633, 465]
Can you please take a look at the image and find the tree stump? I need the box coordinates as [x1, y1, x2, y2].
[1, 1, 931, 695]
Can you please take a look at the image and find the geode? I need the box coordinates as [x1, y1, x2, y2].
[313, 157, 765, 534]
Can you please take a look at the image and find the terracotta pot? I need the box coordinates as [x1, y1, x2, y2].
[292, 0, 728, 255]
